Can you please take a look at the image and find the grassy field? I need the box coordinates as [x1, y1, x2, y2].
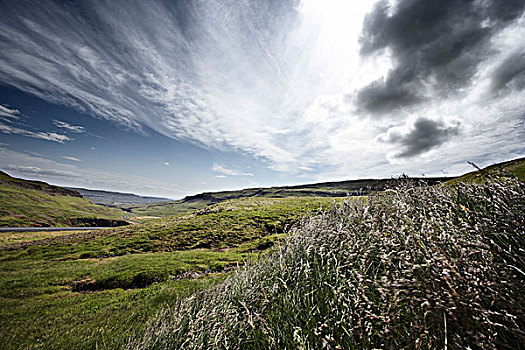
[0, 229, 82, 244]
[0, 171, 128, 227]
[0, 249, 246, 349]
[122, 200, 210, 217]
[129, 177, 525, 349]
[0, 196, 344, 349]
[121, 190, 350, 218]
[0, 158, 523, 349]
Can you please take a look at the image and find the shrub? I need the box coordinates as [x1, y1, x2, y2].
[128, 178, 524, 349]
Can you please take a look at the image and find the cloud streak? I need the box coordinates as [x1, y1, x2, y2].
[212, 164, 253, 177]
[0, 122, 71, 143]
[53, 120, 86, 133]
[0, 104, 20, 119]
[62, 156, 81, 162]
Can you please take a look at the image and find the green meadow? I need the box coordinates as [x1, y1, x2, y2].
[0, 196, 343, 349]
[0, 158, 523, 349]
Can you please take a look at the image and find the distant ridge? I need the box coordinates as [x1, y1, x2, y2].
[180, 176, 453, 204]
[179, 156, 525, 205]
[128, 176, 455, 217]
[130, 157, 524, 217]
[448, 156, 524, 184]
[67, 187, 172, 206]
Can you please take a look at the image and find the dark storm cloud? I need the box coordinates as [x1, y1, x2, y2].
[358, 0, 525, 116]
[491, 51, 525, 94]
[356, 71, 421, 113]
[381, 117, 461, 158]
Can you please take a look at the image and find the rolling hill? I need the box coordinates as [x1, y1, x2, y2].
[0, 171, 129, 227]
[124, 157, 524, 217]
[447, 156, 525, 184]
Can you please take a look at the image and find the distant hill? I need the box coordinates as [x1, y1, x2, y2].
[125, 157, 524, 217]
[126, 176, 453, 217]
[0, 171, 129, 227]
[4, 157, 522, 222]
[181, 176, 453, 203]
[67, 187, 172, 206]
[173, 157, 524, 208]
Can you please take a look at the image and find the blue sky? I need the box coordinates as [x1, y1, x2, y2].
[1, 0, 524, 198]
[0, 84, 287, 198]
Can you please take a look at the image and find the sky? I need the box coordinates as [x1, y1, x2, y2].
[0, 0, 524, 199]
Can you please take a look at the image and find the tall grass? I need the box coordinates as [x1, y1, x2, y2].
[128, 178, 524, 349]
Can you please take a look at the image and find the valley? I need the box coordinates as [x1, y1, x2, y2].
[0, 157, 523, 349]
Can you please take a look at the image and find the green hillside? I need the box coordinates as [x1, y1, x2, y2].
[2, 196, 345, 258]
[0, 171, 128, 227]
[448, 156, 525, 184]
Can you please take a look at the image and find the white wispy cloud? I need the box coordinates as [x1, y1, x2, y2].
[0, 123, 71, 143]
[0, 0, 523, 178]
[4, 164, 78, 177]
[0, 104, 74, 143]
[62, 156, 81, 162]
[0, 104, 20, 119]
[163, 162, 170, 166]
[53, 120, 86, 133]
[212, 163, 253, 177]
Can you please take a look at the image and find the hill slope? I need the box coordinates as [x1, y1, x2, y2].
[0, 195, 345, 349]
[448, 156, 525, 184]
[126, 157, 525, 217]
[126, 176, 451, 217]
[0, 171, 128, 227]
